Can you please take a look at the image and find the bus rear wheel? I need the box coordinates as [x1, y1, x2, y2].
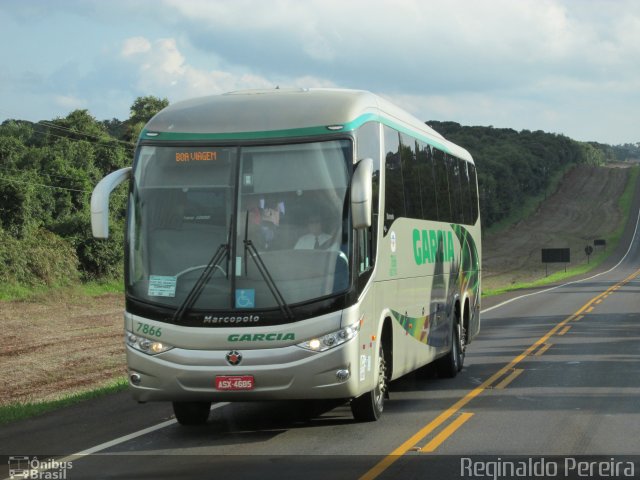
[436, 321, 465, 378]
[173, 401, 211, 425]
[351, 345, 387, 422]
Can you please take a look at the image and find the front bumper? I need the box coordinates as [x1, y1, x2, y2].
[127, 336, 362, 402]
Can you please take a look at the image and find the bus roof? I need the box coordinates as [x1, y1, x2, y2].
[143, 88, 472, 162]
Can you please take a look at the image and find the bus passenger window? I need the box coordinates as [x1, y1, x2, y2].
[400, 134, 422, 220]
[383, 126, 404, 233]
[468, 163, 479, 224]
[433, 148, 451, 222]
[460, 159, 473, 225]
[357, 227, 374, 292]
[417, 142, 438, 221]
[358, 229, 372, 273]
[447, 154, 463, 224]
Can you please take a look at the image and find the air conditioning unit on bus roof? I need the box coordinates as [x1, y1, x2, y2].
[224, 88, 311, 95]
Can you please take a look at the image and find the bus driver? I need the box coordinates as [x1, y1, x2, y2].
[294, 214, 332, 249]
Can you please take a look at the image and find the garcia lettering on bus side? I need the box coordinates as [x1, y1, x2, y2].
[412, 228, 455, 265]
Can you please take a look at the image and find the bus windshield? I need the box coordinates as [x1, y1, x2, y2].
[127, 139, 352, 314]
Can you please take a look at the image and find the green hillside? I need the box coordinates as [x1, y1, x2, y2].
[428, 121, 640, 229]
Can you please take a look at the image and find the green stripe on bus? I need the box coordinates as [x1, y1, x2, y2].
[140, 113, 453, 155]
[139, 113, 376, 142]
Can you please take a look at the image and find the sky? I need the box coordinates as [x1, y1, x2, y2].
[1, 0, 639, 145]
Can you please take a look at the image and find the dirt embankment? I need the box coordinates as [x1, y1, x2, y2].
[0, 164, 633, 407]
[0, 292, 125, 406]
[482, 164, 632, 290]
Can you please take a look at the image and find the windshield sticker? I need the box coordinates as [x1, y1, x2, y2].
[235, 289, 256, 308]
[148, 275, 177, 297]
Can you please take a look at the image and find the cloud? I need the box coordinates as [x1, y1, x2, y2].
[121, 37, 151, 57]
[155, 0, 640, 97]
[118, 36, 337, 100]
[53, 94, 87, 111]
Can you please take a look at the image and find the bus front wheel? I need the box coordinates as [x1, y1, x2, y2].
[351, 345, 387, 421]
[173, 401, 211, 425]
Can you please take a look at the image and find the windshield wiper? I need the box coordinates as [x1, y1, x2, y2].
[243, 211, 294, 321]
[172, 218, 232, 324]
[172, 243, 229, 324]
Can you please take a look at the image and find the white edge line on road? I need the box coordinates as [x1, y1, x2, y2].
[481, 199, 640, 315]
[77, 418, 178, 455]
[2, 403, 229, 480]
[75, 402, 229, 456]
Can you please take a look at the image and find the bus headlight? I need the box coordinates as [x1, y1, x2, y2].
[126, 332, 173, 355]
[297, 322, 360, 352]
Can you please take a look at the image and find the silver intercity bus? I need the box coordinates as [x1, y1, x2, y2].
[91, 88, 481, 425]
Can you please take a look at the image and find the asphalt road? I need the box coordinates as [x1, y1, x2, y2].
[2, 210, 640, 480]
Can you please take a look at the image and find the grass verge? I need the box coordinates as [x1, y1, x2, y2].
[483, 165, 640, 297]
[0, 376, 128, 426]
[0, 278, 123, 302]
[80, 278, 125, 296]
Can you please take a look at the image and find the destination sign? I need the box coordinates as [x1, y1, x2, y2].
[175, 151, 219, 162]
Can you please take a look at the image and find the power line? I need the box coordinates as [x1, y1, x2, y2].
[0, 176, 127, 197]
[36, 127, 135, 151]
[37, 120, 135, 148]
[0, 127, 135, 156]
[28, 125, 134, 149]
[0, 165, 106, 185]
[0, 109, 135, 148]
[0, 115, 136, 152]
[0, 176, 90, 194]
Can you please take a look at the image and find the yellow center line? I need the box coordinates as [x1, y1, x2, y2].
[359, 267, 640, 480]
[494, 368, 524, 389]
[422, 412, 475, 452]
[534, 343, 552, 356]
[558, 325, 572, 336]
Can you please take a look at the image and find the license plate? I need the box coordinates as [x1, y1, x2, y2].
[215, 375, 255, 391]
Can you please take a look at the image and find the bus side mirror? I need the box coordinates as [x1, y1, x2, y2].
[351, 158, 373, 229]
[91, 167, 132, 238]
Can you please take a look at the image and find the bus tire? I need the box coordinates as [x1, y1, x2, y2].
[351, 345, 387, 422]
[436, 321, 464, 378]
[173, 401, 211, 425]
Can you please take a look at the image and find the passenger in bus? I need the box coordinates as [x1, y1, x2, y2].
[245, 196, 262, 226]
[244, 196, 286, 250]
[294, 214, 333, 249]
